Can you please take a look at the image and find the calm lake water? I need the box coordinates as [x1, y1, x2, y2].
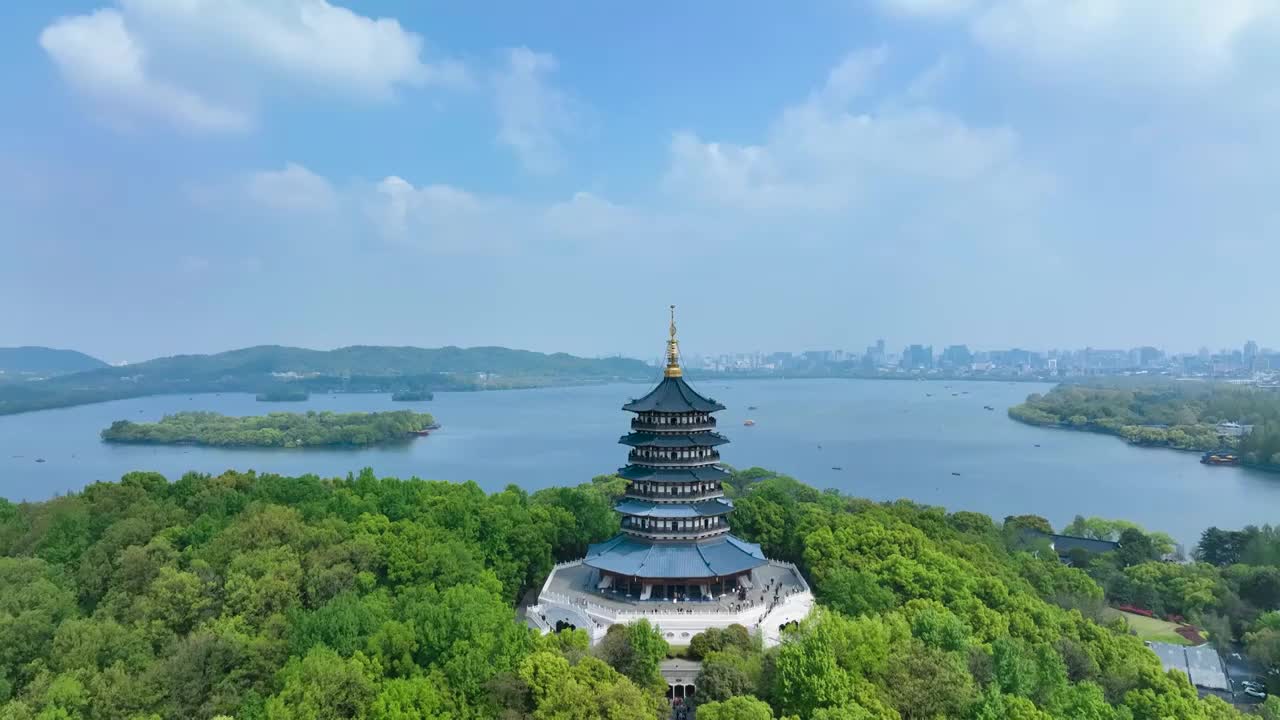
[2, 379, 1276, 546]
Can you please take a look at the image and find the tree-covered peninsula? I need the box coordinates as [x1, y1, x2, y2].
[100, 410, 435, 448]
[1010, 382, 1280, 468]
[0, 466, 1263, 719]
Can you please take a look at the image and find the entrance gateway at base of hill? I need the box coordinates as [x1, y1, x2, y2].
[524, 307, 813, 647]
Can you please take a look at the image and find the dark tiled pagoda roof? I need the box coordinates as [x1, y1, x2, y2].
[614, 498, 734, 518]
[618, 432, 729, 448]
[622, 376, 725, 413]
[584, 535, 766, 578]
[617, 464, 730, 484]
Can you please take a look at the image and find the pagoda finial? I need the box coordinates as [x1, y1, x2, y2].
[665, 304, 682, 377]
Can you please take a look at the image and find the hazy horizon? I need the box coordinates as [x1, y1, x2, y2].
[4, 2, 1278, 361]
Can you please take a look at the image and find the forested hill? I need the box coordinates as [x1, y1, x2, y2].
[0, 467, 1255, 719]
[0, 346, 106, 376]
[106, 345, 652, 379]
[0, 345, 653, 415]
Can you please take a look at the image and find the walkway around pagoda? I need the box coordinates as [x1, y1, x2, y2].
[525, 558, 814, 647]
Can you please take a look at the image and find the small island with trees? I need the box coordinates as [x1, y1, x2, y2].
[1009, 381, 1280, 471]
[100, 410, 436, 448]
[390, 389, 433, 401]
[255, 388, 310, 402]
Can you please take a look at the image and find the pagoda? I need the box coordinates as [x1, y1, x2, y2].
[583, 305, 768, 600]
[526, 307, 812, 648]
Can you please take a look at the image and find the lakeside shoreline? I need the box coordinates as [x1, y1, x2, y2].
[1, 373, 1051, 418]
[1007, 407, 1280, 476]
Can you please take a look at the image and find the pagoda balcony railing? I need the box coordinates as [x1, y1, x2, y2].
[624, 489, 723, 502]
[621, 526, 730, 541]
[630, 418, 717, 432]
[627, 452, 720, 467]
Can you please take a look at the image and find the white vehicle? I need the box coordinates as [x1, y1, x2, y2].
[1244, 687, 1266, 699]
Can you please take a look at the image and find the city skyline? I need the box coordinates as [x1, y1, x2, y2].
[652, 339, 1276, 367]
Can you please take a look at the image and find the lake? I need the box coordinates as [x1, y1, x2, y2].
[2, 378, 1276, 546]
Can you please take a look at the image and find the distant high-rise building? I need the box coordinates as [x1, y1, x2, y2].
[1138, 346, 1162, 367]
[901, 344, 934, 370]
[993, 348, 1036, 368]
[865, 339, 886, 367]
[942, 345, 972, 368]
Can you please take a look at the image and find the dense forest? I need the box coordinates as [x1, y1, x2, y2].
[100, 411, 436, 448]
[1009, 383, 1280, 466]
[0, 345, 653, 416]
[0, 466, 1265, 719]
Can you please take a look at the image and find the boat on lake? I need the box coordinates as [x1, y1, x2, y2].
[1201, 451, 1240, 466]
[743, 419, 756, 426]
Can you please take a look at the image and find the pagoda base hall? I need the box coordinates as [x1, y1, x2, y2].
[524, 308, 812, 647]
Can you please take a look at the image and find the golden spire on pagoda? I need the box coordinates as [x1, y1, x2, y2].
[664, 304, 682, 378]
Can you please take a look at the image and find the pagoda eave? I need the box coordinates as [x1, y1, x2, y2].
[584, 534, 767, 579]
[614, 497, 733, 518]
[617, 464, 730, 484]
[621, 375, 726, 414]
[618, 432, 729, 448]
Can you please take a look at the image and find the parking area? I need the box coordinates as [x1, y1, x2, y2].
[1223, 646, 1270, 706]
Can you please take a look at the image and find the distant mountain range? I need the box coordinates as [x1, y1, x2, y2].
[0, 344, 654, 416]
[0, 346, 108, 376]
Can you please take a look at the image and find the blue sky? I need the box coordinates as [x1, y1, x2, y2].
[3, 1, 1278, 363]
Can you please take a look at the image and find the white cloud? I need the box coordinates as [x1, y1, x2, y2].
[40, 9, 249, 133]
[879, 0, 1280, 90]
[238, 165, 652, 255]
[247, 163, 336, 212]
[40, 0, 465, 132]
[493, 47, 576, 174]
[117, 0, 466, 98]
[542, 192, 636, 240]
[973, 0, 1275, 87]
[663, 49, 1042, 218]
[367, 175, 518, 252]
[240, 49, 1049, 260]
